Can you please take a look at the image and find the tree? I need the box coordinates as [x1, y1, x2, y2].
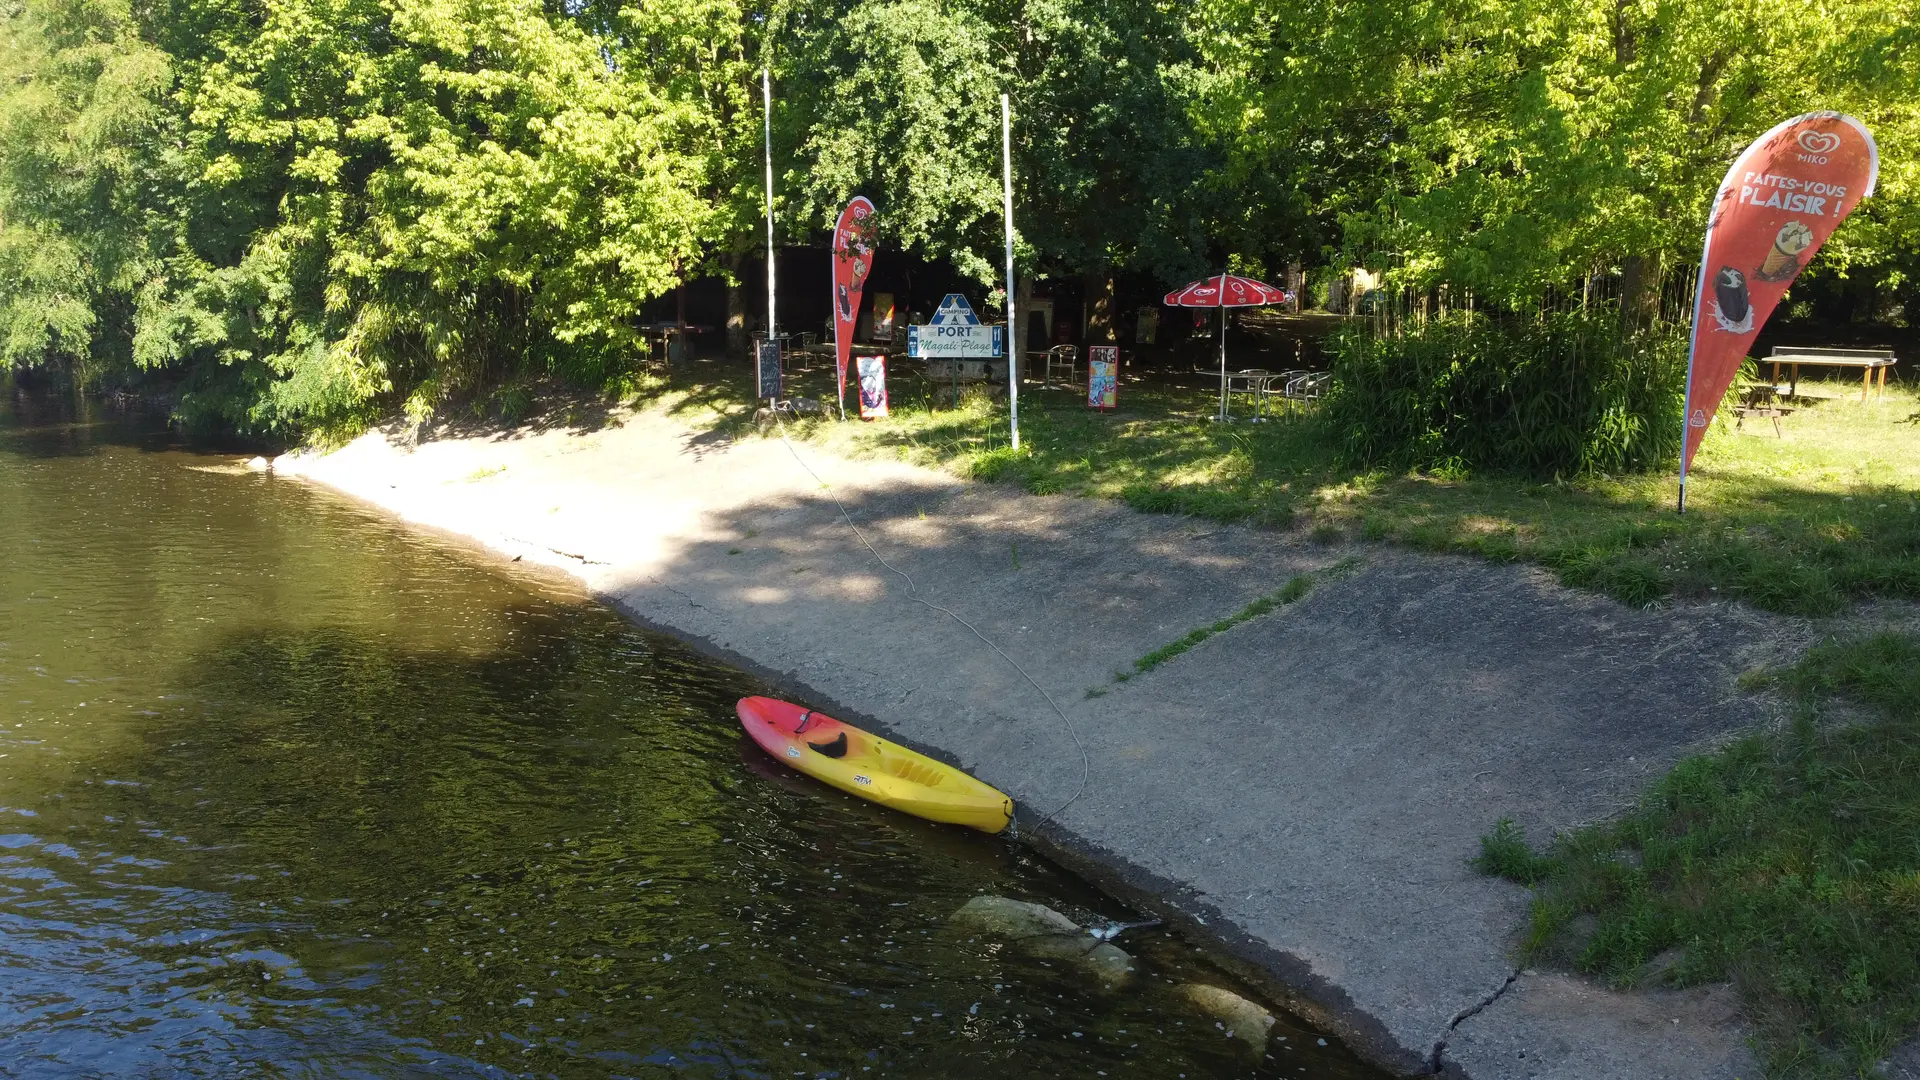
[0, 0, 173, 377]
[1196, 0, 1920, 315]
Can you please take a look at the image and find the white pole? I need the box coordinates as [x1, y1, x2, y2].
[1217, 276, 1228, 421]
[1002, 93, 1019, 451]
[763, 69, 776, 369]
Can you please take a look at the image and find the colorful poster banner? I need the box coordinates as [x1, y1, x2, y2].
[832, 197, 878, 413]
[872, 293, 895, 343]
[1088, 346, 1118, 410]
[1679, 113, 1878, 504]
[856, 354, 889, 419]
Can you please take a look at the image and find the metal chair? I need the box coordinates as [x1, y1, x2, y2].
[1044, 345, 1079, 388]
[1261, 369, 1311, 417]
[1280, 371, 1331, 413]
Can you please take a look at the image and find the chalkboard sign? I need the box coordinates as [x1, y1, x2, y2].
[757, 340, 781, 400]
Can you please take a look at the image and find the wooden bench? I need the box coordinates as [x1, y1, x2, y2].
[1767, 346, 1897, 401]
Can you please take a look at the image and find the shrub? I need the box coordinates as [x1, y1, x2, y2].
[1322, 310, 1687, 476]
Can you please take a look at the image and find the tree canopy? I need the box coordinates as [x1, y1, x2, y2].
[2, 0, 1914, 435]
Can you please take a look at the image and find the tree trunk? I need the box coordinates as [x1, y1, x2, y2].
[1620, 250, 1664, 328]
[724, 252, 748, 360]
[1083, 269, 1116, 343]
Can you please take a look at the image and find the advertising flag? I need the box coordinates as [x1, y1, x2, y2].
[1679, 113, 1878, 503]
[832, 197, 878, 412]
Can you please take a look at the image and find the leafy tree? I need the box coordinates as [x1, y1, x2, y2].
[776, 0, 1222, 300]
[4, 0, 1916, 438]
[1197, 0, 1920, 315]
[0, 0, 173, 377]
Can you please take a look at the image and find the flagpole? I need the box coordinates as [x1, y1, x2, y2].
[762, 68, 777, 388]
[1002, 93, 1019, 451]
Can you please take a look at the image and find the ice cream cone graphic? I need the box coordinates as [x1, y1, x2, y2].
[1757, 221, 1813, 282]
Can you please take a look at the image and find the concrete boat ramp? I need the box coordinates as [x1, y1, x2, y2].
[284, 404, 1803, 1078]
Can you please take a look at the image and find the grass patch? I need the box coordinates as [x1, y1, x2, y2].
[640, 358, 1920, 615]
[1123, 559, 1357, 678]
[1476, 632, 1920, 1077]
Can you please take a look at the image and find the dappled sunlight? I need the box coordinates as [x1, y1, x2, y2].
[384, 364, 1920, 616]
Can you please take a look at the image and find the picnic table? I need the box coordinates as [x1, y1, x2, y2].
[1768, 346, 1896, 401]
[1734, 385, 1795, 437]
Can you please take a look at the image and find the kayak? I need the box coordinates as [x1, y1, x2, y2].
[735, 696, 1014, 834]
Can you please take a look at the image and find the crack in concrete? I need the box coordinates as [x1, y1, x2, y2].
[1428, 968, 1522, 1074]
[647, 576, 705, 610]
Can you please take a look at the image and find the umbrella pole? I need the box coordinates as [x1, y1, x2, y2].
[1217, 289, 1228, 422]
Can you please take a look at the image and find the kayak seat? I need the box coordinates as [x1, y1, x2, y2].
[807, 732, 849, 758]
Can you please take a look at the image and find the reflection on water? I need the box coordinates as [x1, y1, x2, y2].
[0, 393, 1380, 1078]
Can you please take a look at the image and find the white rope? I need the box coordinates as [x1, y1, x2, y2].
[770, 412, 1090, 835]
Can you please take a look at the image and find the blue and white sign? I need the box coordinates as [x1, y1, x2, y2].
[908, 294, 1003, 358]
[931, 293, 981, 325]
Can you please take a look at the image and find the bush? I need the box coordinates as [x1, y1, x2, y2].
[1322, 310, 1687, 475]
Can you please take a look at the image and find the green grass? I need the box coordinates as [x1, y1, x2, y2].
[640, 358, 1920, 616]
[1477, 633, 1920, 1077]
[1128, 571, 1320, 677]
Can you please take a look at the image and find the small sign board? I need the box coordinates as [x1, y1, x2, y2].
[856, 353, 890, 419]
[1088, 346, 1118, 410]
[907, 293, 1003, 358]
[757, 340, 781, 400]
[908, 324, 1003, 358]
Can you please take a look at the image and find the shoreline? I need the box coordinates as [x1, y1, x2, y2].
[277, 399, 1800, 1078]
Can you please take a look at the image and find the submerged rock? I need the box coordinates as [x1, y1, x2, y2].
[951, 896, 1080, 937]
[1179, 983, 1275, 1052]
[950, 896, 1134, 988]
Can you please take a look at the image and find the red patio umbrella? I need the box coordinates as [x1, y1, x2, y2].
[1164, 274, 1294, 422]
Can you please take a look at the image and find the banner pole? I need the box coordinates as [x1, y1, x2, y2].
[762, 69, 777, 394]
[1002, 93, 1019, 451]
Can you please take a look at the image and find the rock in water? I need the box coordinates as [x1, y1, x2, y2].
[245, 456, 271, 473]
[951, 896, 1080, 937]
[1179, 983, 1275, 1052]
[1022, 933, 1136, 986]
[950, 896, 1134, 988]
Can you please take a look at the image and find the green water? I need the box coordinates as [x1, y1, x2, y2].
[0, 392, 1380, 1079]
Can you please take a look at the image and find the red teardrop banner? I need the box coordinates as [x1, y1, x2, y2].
[832, 197, 877, 414]
[1679, 113, 1878, 504]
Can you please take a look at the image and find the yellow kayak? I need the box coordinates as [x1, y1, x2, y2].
[736, 696, 1014, 834]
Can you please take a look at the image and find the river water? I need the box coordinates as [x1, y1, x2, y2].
[0, 392, 1380, 1079]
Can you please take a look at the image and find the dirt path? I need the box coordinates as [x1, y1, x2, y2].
[282, 401, 1810, 1077]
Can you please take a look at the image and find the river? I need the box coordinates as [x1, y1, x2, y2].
[0, 390, 1380, 1079]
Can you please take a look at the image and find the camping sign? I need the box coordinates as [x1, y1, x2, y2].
[907, 294, 1003, 359]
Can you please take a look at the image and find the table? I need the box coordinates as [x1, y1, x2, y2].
[1768, 347, 1896, 401]
[1223, 370, 1282, 422]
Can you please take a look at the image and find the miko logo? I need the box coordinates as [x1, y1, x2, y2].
[1795, 129, 1840, 163]
[1689, 408, 1708, 429]
[1797, 131, 1840, 154]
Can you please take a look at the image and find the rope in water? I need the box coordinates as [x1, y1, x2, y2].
[770, 410, 1090, 836]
